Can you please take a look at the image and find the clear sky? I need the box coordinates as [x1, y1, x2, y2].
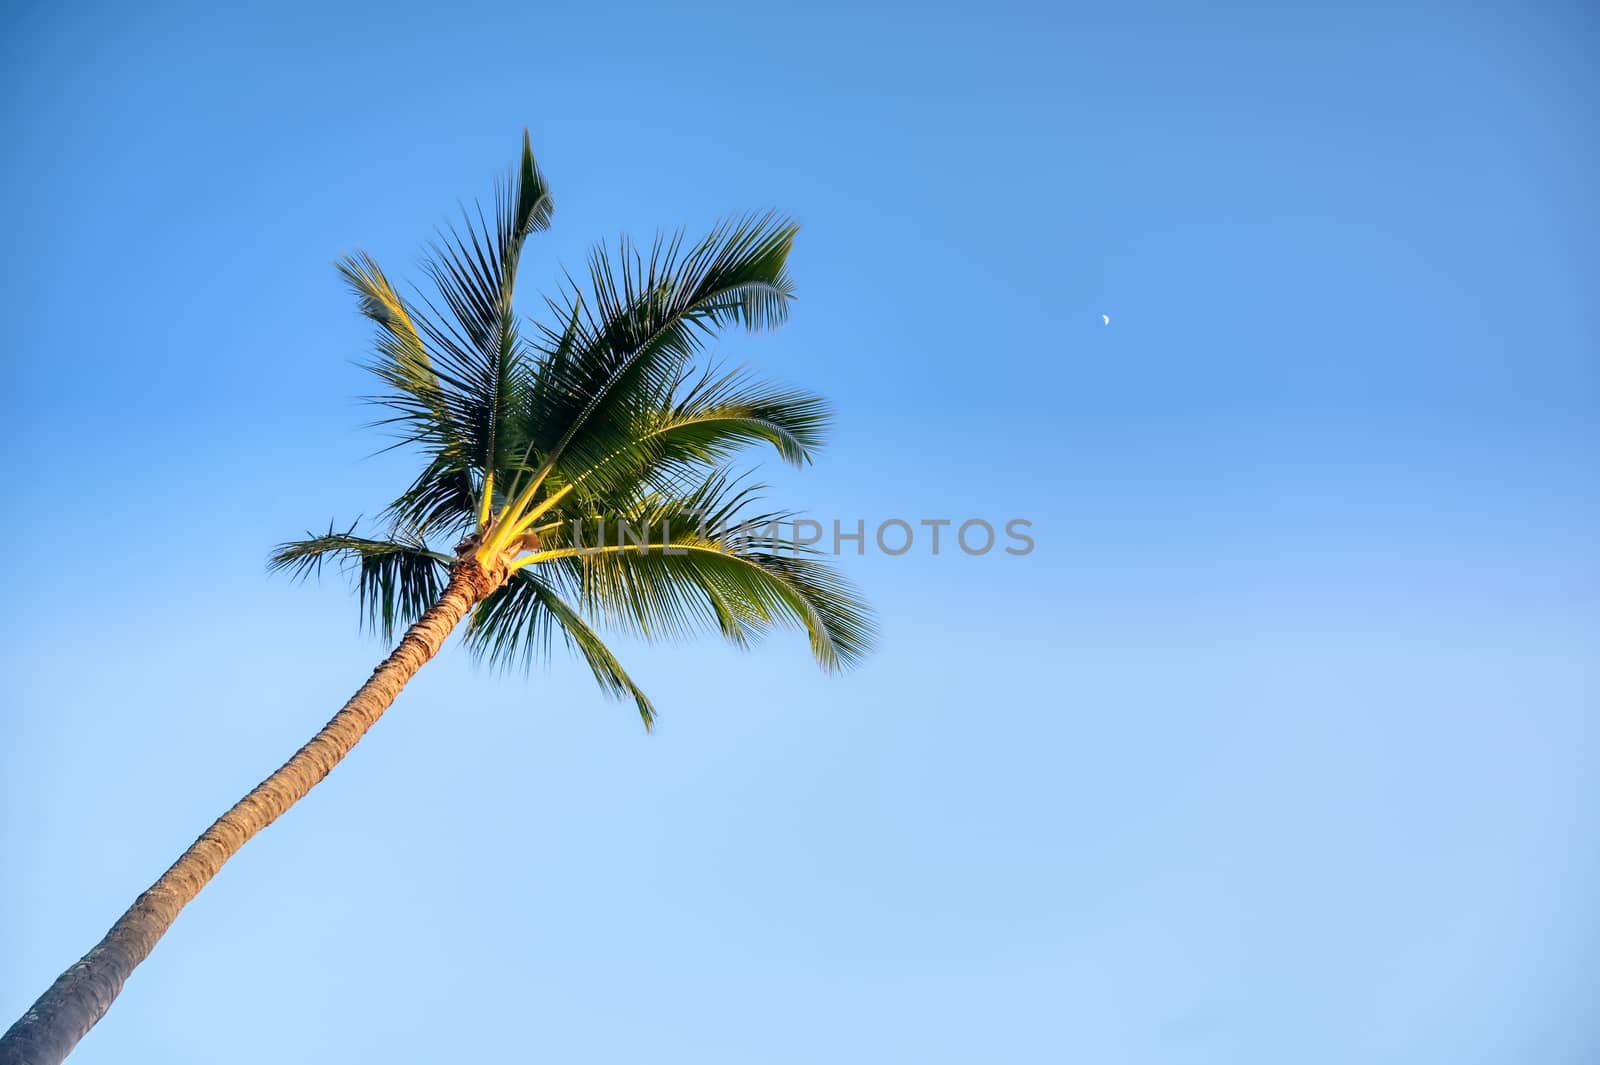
[2, 2, 1595, 1062]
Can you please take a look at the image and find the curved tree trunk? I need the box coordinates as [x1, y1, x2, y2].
[1, 559, 503, 1065]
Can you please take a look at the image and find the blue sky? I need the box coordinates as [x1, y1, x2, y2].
[2, 2, 1596, 1062]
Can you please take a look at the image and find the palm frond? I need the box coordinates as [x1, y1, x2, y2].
[507, 212, 800, 499]
[525, 471, 874, 671]
[667, 361, 828, 465]
[339, 252, 464, 458]
[346, 131, 556, 537]
[548, 361, 831, 504]
[381, 453, 479, 540]
[467, 570, 655, 728]
[269, 526, 451, 640]
[509, 128, 554, 238]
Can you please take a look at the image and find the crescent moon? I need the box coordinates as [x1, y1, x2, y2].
[1102, 314, 1110, 325]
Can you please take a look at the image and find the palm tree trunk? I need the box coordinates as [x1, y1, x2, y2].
[1, 558, 503, 1065]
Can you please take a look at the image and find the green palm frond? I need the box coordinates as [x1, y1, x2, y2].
[553, 361, 831, 503]
[527, 471, 874, 672]
[381, 453, 479, 541]
[269, 527, 451, 640]
[338, 252, 472, 469]
[467, 570, 655, 728]
[508, 128, 555, 238]
[341, 131, 555, 540]
[502, 212, 800, 502]
[667, 361, 828, 466]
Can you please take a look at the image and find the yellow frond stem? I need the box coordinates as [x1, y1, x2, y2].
[508, 540, 677, 572]
[485, 481, 575, 557]
[482, 465, 554, 555]
[476, 472, 495, 530]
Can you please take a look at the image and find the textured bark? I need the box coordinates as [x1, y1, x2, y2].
[1, 557, 506, 1065]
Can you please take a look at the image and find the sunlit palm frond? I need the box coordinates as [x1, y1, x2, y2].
[551, 361, 832, 504]
[525, 471, 874, 672]
[338, 251, 464, 460]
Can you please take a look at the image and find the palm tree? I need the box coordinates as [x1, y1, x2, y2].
[1, 131, 873, 1065]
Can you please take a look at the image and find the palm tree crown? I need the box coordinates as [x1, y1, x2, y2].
[271, 131, 874, 727]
